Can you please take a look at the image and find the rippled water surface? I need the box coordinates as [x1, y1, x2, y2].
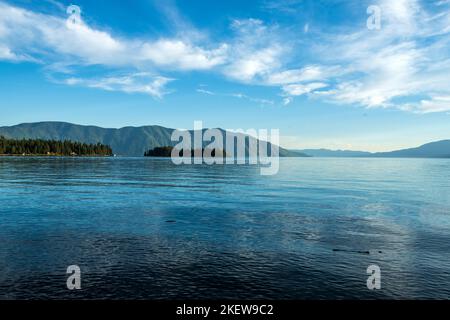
[0, 157, 449, 299]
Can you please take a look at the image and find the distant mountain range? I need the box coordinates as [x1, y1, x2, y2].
[0, 122, 307, 157]
[298, 140, 450, 158]
[1, 122, 448, 158]
[298, 149, 373, 157]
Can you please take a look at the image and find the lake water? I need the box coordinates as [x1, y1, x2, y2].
[0, 157, 449, 299]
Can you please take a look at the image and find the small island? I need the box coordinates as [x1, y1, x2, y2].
[0, 136, 113, 156]
[144, 146, 227, 157]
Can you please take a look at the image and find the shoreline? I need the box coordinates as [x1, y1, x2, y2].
[0, 154, 113, 157]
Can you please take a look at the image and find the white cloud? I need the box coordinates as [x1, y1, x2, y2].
[267, 65, 340, 85]
[0, 1, 232, 99]
[274, 0, 450, 113]
[197, 88, 215, 95]
[231, 92, 274, 105]
[196, 87, 273, 105]
[0, 2, 227, 70]
[319, 42, 423, 108]
[225, 46, 284, 81]
[283, 97, 293, 106]
[223, 19, 287, 82]
[381, 0, 421, 34]
[139, 40, 228, 71]
[0, 3, 290, 99]
[436, 0, 450, 5]
[414, 96, 450, 113]
[0, 44, 16, 60]
[282, 82, 328, 96]
[61, 73, 174, 98]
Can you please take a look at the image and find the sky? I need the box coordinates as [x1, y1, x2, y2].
[0, 0, 450, 151]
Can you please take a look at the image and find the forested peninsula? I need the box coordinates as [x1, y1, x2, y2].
[0, 136, 113, 156]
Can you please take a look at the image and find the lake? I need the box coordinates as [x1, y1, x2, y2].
[0, 157, 449, 299]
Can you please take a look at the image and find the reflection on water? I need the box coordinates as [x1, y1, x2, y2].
[0, 157, 449, 299]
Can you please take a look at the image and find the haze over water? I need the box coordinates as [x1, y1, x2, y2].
[0, 157, 449, 299]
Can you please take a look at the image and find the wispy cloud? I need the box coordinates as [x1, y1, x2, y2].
[282, 82, 328, 97]
[196, 87, 274, 106]
[271, 0, 450, 113]
[266, 65, 341, 85]
[196, 88, 215, 95]
[0, 1, 226, 98]
[412, 95, 450, 113]
[0, 44, 19, 61]
[223, 19, 288, 83]
[59, 73, 174, 98]
[0, 2, 228, 71]
[43, 0, 66, 12]
[231, 92, 274, 106]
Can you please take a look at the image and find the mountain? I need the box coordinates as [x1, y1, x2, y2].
[0, 122, 173, 156]
[371, 140, 450, 158]
[0, 122, 307, 157]
[297, 149, 372, 157]
[297, 140, 450, 158]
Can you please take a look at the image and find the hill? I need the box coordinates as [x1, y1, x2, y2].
[297, 140, 450, 158]
[0, 122, 306, 157]
[372, 140, 450, 158]
[297, 149, 372, 157]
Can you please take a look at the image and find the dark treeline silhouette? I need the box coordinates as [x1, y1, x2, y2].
[0, 136, 113, 156]
[144, 146, 173, 157]
[144, 146, 227, 157]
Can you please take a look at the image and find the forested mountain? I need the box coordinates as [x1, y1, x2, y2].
[0, 122, 171, 156]
[0, 122, 306, 157]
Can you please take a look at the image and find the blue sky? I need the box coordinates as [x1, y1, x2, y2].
[0, 0, 450, 151]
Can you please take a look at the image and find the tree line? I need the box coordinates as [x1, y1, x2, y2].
[144, 146, 227, 157]
[0, 136, 113, 156]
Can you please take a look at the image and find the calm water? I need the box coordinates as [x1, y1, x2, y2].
[0, 157, 449, 299]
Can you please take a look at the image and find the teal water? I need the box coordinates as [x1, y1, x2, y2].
[0, 157, 449, 299]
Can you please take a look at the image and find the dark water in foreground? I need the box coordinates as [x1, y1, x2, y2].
[0, 157, 449, 299]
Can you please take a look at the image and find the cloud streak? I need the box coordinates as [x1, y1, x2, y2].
[196, 87, 274, 106]
[60, 73, 174, 98]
